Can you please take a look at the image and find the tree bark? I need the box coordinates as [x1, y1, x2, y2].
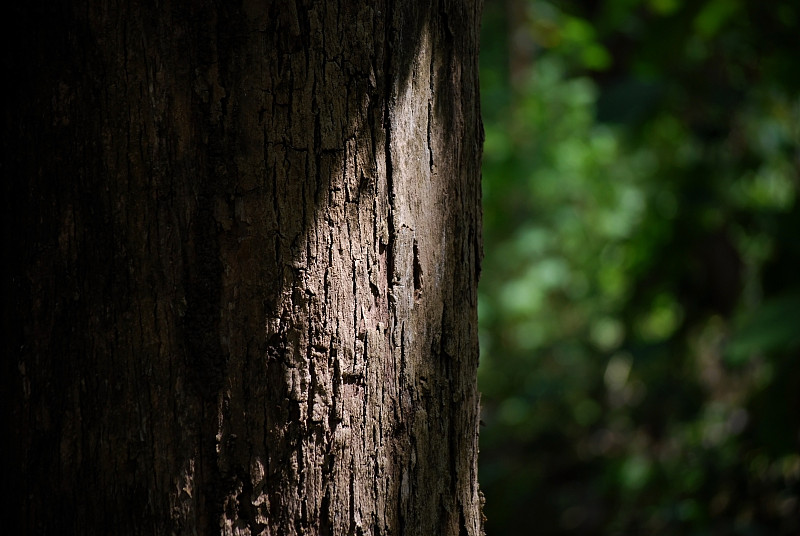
[3, 1, 483, 534]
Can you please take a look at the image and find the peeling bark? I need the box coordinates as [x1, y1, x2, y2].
[4, 1, 484, 534]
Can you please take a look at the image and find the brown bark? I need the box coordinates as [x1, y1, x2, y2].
[3, 1, 483, 534]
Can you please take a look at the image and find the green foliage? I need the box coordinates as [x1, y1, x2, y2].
[478, 0, 800, 534]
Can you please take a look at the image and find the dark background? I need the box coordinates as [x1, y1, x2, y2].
[478, 0, 800, 534]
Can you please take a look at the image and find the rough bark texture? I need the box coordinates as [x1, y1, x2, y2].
[3, 1, 483, 534]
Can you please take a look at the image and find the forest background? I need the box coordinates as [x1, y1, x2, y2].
[477, 0, 800, 534]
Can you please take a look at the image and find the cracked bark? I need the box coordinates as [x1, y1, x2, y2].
[4, 1, 484, 535]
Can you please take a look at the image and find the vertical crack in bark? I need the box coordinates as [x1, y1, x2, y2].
[412, 238, 423, 295]
[427, 36, 435, 175]
[383, 0, 396, 296]
[269, 146, 282, 267]
[349, 466, 357, 534]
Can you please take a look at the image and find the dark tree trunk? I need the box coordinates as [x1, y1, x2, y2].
[3, 1, 483, 534]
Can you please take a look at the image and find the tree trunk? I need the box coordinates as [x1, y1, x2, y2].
[4, 1, 483, 535]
